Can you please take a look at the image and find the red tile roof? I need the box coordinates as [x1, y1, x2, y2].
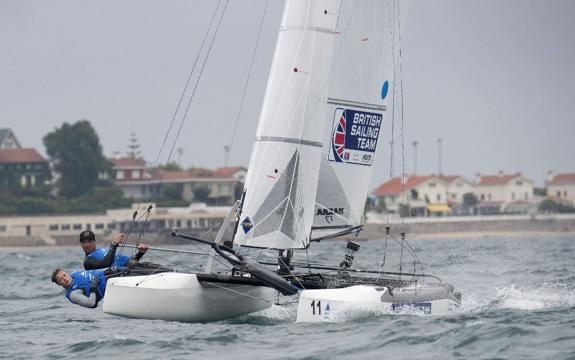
[548, 173, 575, 185]
[213, 166, 246, 178]
[0, 148, 46, 163]
[189, 167, 216, 178]
[438, 175, 459, 183]
[372, 176, 432, 196]
[477, 172, 521, 186]
[109, 157, 146, 168]
[152, 170, 194, 181]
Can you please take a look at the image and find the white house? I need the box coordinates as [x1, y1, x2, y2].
[474, 172, 535, 214]
[372, 175, 452, 216]
[0, 129, 21, 150]
[546, 172, 575, 206]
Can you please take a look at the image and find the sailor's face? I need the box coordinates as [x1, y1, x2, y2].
[55, 271, 72, 287]
[80, 239, 96, 254]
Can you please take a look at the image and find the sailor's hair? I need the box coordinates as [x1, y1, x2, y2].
[51, 268, 65, 284]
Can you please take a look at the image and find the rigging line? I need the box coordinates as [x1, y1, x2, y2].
[224, 0, 269, 168]
[165, 0, 230, 168]
[151, 0, 223, 171]
[128, 1, 223, 237]
[385, 0, 396, 227]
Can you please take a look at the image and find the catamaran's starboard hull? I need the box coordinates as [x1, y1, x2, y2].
[103, 272, 276, 323]
[296, 285, 461, 323]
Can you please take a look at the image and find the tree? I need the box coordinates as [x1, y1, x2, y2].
[463, 192, 478, 215]
[463, 193, 478, 207]
[539, 199, 558, 213]
[157, 162, 183, 171]
[43, 120, 109, 198]
[162, 183, 183, 200]
[192, 185, 211, 203]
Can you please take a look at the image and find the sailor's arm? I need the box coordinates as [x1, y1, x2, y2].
[132, 244, 149, 262]
[68, 289, 97, 308]
[84, 243, 118, 270]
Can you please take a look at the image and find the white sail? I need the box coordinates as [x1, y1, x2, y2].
[234, 0, 341, 249]
[312, 0, 394, 237]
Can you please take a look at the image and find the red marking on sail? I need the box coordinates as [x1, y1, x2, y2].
[333, 115, 346, 158]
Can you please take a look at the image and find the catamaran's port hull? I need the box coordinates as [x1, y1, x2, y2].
[103, 272, 276, 322]
[296, 285, 461, 323]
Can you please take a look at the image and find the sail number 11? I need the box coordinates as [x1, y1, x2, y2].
[310, 300, 321, 315]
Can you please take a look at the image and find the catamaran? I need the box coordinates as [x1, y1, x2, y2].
[103, 0, 461, 323]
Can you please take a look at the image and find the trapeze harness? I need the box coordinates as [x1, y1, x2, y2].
[87, 248, 130, 268]
[65, 270, 107, 307]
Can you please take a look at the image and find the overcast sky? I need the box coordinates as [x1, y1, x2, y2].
[1, 0, 574, 187]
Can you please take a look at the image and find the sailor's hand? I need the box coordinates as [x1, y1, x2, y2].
[114, 233, 125, 245]
[137, 244, 149, 253]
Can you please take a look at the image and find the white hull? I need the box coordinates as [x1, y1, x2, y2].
[296, 285, 461, 323]
[103, 272, 277, 323]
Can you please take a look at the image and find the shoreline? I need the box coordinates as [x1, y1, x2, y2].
[2, 230, 573, 251]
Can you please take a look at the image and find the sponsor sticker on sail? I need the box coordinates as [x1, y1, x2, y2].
[328, 108, 383, 166]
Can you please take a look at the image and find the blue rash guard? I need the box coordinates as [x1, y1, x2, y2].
[65, 270, 107, 307]
[86, 248, 130, 268]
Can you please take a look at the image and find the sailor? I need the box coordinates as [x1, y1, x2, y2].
[79, 230, 149, 270]
[51, 267, 125, 308]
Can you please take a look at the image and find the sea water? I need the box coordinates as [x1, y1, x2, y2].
[1, 234, 574, 359]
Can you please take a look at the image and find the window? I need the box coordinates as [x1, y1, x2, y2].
[488, 194, 492, 200]
[132, 170, 140, 179]
[73, 224, 82, 230]
[107, 223, 116, 230]
[61, 224, 70, 230]
[564, 191, 568, 197]
[429, 182, 436, 188]
[116, 170, 125, 180]
[511, 192, 515, 200]
[525, 192, 528, 200]
[436, 194, 441, 201]
[481, 194, 485, 200]
[220, 183, 231, 193]
[456, 182, 463, 188]
[95, 223, 104, 229]
[0, 225, 6, 232]
[516, 180, 523, 186]
[49, 224, 59, 231]
[557, 191, 561, 197]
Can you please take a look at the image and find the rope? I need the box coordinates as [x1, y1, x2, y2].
[224, 0, 269, 169]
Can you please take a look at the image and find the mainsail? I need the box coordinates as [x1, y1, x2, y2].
[234, 0, 341, 249]
[312, 0, 394, 238]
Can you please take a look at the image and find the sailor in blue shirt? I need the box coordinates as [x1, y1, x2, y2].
[51, 267, 124, 308]
[79, 230, 149, 270]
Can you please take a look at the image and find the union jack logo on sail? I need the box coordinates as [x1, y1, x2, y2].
[332, 112, 348, 162]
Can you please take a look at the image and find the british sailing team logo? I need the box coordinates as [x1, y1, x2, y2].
[328, 107, 383, 166]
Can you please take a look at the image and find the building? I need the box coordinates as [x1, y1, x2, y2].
[213, 166, 247, 183]
[372, 175, 453, 216]
[0, 203, 230, 242]
[0, 148, 50, 188]
[109, 157, 240, 204]
[0, 129, 21, 150]
[546, 172, 575, 206]
[474, 172, 534, 214]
